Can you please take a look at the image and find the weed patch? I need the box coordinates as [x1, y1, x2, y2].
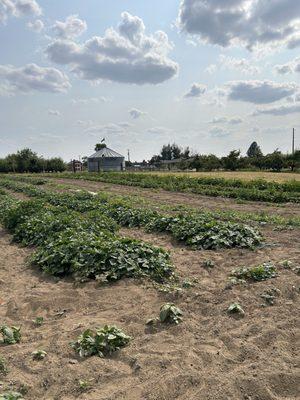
[71, 326, 131, 358]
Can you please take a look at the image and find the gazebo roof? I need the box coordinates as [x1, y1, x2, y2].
[88, 147, 124, 159]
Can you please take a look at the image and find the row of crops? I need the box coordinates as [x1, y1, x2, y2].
[0, 177, 263, 251]
[47, 171, 300, 203]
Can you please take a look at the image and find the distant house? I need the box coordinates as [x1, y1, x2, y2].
[159, 158, 195, 170]
[68, 160, 83, 172]
[88, 147, 125, 172]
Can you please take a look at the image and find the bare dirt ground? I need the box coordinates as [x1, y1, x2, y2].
[0, 184, 299, 399]
[47, 177, 300, 219]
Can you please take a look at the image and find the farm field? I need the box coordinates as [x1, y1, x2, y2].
[0, 174, 299, 400]
[147, 170, 300, 183]
[45, 171, 300, 204]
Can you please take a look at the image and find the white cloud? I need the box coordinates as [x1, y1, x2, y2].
[219, 55, 261, 75]
[205, 64, 217, 74]
[28, 132, 65, 143]
[48, 109, 60, 116]
[253, 103, 300, 116]
[0, 0, 42, 24]
[52, 14, 87, 39]
[86, 122, 131, 136]
[27, 18, 43, 32]
[0, 63, 71, 94]
[46, 12, 178, 85]
[178, 0, 300, 50]
[209, 127, 230, 138]
[71, 97, 109, 105]
[129, 108, 147, 119]
[274, 57, 300, 74]
[227, 80, 298, 104]
[76, 119, 93, 126]
[147, 126, 173, 135]
[184, 82, 206, 98]
[287, 35, 300, 49]
[211, 116, 243, 125]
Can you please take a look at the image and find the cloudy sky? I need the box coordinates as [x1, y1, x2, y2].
[0, 0, 299, 161]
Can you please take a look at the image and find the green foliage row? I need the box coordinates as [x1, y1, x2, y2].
[48, 171, 300, 203]
[0, 178, 263, 250]
[0, 191, 174, 283]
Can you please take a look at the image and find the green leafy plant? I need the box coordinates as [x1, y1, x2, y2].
[0, 326, 21, 345]
[32, 317, 44, 326]
[0, 393, 23, 400]
[227, 303, 245, 316]
[230, 262, 277, 283]
[0, 356, 8, 375]
[32, 350, 47, 360]
[78, 380, 91, 392]
[202, 259, 215, 269]
[260, 288, 280, 306]
[159, 303, 183, 324]
[71, 325, 132, 358]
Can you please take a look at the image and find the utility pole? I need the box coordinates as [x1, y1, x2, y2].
[291, 128, 295, 172]
[292, 128, 295, 155]
[127, 149, 131, 163]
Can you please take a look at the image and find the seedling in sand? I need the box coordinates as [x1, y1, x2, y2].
[0, 356, 8, 375]
[78, 379, 92, 392]
[230, 262, 277, 283]
[202, 259, 215, 269]
[32, 317, 44, 326]
[0, 326, 21, 345]
[159, 303, 183, 324]
[71, 325, 131, 358]
[32, 350, 47, 360]
[227, 303, 245, 317]
[260, 288, 280, 306]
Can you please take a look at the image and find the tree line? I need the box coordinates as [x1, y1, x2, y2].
[149, 142, 300, 172]
[0, 149, 66, 173]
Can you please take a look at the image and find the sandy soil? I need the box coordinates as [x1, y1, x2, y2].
[0, 207, 299, 399]
[47, 178, 300, 219]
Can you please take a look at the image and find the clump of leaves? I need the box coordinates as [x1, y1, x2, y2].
[0, 393, 23, 400]
[78, 379, 92, 392]
[260, 288, 280, 306]
[0, 356, 8, 375]
[0, 326, 21, 345]
[279, 260, 293, 269]
[159, 303, 183, 324]
[227, 303, 245, 316]
[181, 278, 196, 288]
[71, 325, 131, 358]
[32, 317, 44, 326]
[32, 350, 47, 360]
[230, 262, 277, 283]
[202, 259, 215, 269]
[31, 231, 174, 283]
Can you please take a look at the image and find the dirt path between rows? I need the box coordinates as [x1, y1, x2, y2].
[0, 207, 299, 399]
[46, 178, 300, 219]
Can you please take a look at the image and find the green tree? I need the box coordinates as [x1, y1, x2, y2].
[95, 143, 107, 151]
[247, 142, 263, 158]
[45, 157, 66, 172]
[222, 150, 241, 171]
[265, 150, 284, 172]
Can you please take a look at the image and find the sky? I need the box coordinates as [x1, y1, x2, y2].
[0, 0, 299, 162]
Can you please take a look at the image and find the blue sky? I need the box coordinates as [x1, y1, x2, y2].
[0, 0, 299, 161]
